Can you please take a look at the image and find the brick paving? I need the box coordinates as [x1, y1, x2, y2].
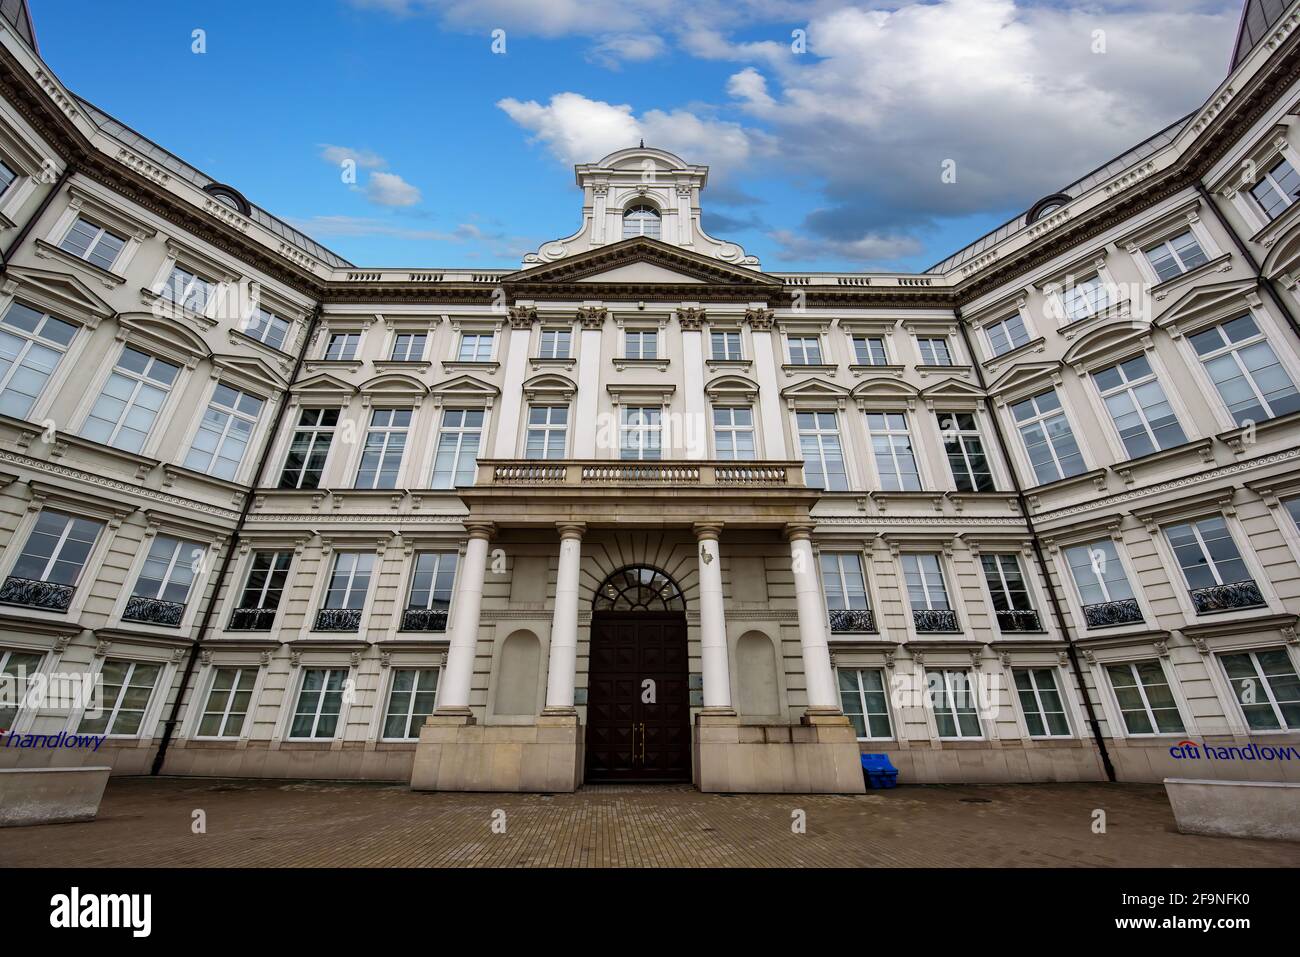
[2, 777, 1298, 867]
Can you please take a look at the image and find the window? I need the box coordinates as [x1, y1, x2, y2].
[796, 411, 847, 491]
[1059, 274, 1110, 323]
[390, 333, 426, 362]
[838, 669, 891, 739]
[126, 534, 203, 624]
[325, 333, 360, 361]
[1144, 230, 1208, 282]
[59, 216, 126, 271]
[355, 408, 410, 489]
[1165, 515, 1263, 613]
[1064, 539, 1141, 628]
[1249, 156, 1300, 221]
[161, 264, 214, 314]
[4, 511, 103, 608]
[0, 301, 77, 419]
[538, 329, 571, 360]
[927, 670, 982, 738]
[315, 552, 374, 632]
[619, 407, 661, 460]
[457, 332, 494, 362]
[1093, 355, 1186, 459]
[0, 649, 43, 728]
[229, 551, 292, 631]
[1220, 648, 1300, 731]
[0, 159, 15, 197]
[184, 383, 263, 480]
[787, 336, 823, 365]
[1010, 389, 1086, 485]
[78, 659, 161, 736]
[1189, 315, 1300, 425]
[712, 407, 755, 460]
[852, 336, 887, 366]
[623, 204, 660, 239]
[525, 405, 568, 459]
[197, 667, 257, 738]
[244, 307, 289, 351]
[820, 552, 874, 633]
[383, 668, 439, 739]
[1106, 660, 1185, 735]
[937, 412, 994, 492]
[81, 347, 179, 453]
[431, 409, 483, 486]
[711, 330, 742, 361]
[1014, 669, 1070, 737]
[981, 554, 1041, 633]
[278, 408, 339, 489]
[867, 412, 921, 491]
[289, 668, 347, 739]
[916, 337, 953, 366]
[985, 313, 1030, 356]
[403, 551, 458, 631]
[624, 330, 658, 360]
[1287, 496, 1300, 534]
[903, 554, 957, 632]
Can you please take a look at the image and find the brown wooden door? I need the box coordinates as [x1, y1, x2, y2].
[585, 612, 691, 782]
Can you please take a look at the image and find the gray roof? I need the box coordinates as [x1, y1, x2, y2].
[0, 0, 35, 52]
[1233, 0, 1290, 71]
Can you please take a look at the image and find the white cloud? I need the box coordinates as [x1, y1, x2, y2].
[318, 144, 387, 169]
[365, 171, 422, 207]
[586, 33, 668, 70]
[767, 228, 924, 266]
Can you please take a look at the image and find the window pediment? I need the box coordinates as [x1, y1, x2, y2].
[985, 361, 1063, 401]
[780, 376, 848, 409]
[704, 374, 758, 403]
[2, 265, 112, 327]
[1153, 277, 1260, 338]
[211, 354, 287, 396]
[919, 377, 986, 406]
[850, 378, 918, 409]
[290, 372, 357, 404]
[359, 372, 429, 401]
[429, 374, 499, 408]
[522, 373, 576, 401]
[116, 312, 211, 368]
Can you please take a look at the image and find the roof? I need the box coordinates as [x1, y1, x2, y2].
[0, 0, 35, 52]
[1233, 0, 1291, 71]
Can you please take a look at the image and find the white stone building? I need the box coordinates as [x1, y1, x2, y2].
[0, 0, 1298, 792]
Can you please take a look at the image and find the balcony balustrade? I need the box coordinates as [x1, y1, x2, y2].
[1189, 579, 1266, 614]
[314, 607, 363, 632]
[1081, 598, 1143, 629]
[228, 607, 278, 631]
[480, 459, 806, 488]
[400, 607, 449, 632]
[123, 596, 185, 627]
[995, 608, 1043, 633]
[828, 608, 877, 634]
[0, 576, 74, 611]
[913, 608, 960, 633]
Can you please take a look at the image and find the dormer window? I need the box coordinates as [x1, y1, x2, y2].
[623, 204, 661, 240]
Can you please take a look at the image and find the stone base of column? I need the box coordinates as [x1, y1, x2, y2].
[410, 711, 583, 793]
[693, 710, 865, 794]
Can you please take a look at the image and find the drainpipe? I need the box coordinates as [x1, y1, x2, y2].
[151, 301, 323, 775]
[954, 313, 1117, 782]
[0, 164, 71, 266]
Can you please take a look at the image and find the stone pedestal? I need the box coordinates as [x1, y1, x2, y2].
[693, 710, 866, 794]
[410, 711, 583, 793]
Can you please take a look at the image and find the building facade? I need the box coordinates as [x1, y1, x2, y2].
[1, 1, 1299, 791]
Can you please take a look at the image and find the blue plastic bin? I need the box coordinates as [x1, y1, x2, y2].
[860, 753, 899, 789]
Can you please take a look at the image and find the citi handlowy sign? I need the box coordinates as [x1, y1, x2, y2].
[1168, 739, 1300, 761]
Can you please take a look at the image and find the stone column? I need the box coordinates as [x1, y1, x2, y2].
[786, 523, 839, 713]
[695, 522, 733, 711]
[435, 522, 494, 717]
[544, 522, 585, 713]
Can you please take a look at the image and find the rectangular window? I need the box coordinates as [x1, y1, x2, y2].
[787, 336, 823, 365]
[1165, 515, 1262, 613]
[325, 333, 360, 361]
[244, 307, 289, 351]
[712, 407, 754, 460]
[81, 347, 179, 453]
[229, 551, 292, 631]
[1249, 156, 1300, 221]
[1014, 668, 1071, 737]
[59, 216, 126, 271]
[5, 510, 103, 607]
[431, 408, 483, 486]
[903, 554, 957, 632]
[1144, 230, 1208, 282]
[852, 336, 887, 365]
[624, 330, 657, 360]
[1010, 389, 1086, 485]
[1189, 315, 1300, 425]
[820, 552, 874, 633]
[1220, 648, 1300, 731]
[867, 412, 921, 491]
[289, 668, 347, 739]
[129, 534, 202, 611]
[278, 408, 339, 489]
[458, 333, 494, 361]
[78, 659, 161, 736]
[916, 337, 953, 366]
[538, 329, 571, 359]
[355, 408, 411, 489]
[525, 405, 568, 459]
[1106, 660, 1185, 735]
[0, 159, 15, 197]
[403, 551, 458, 632]
[711, 330, 742, 361]
[1287, 496, 1300, 534]
[184, 383, 263, 480]
[927, 670, 982, 738]
[937, 411, 994, 491]
[1065, 539, 1142, 628]
[620, 406, 661, 460]
[1093, 355, 1186, 458]
[161, 265, 214, 314]
[0, 301, 77, 419]
[390, 333, 426, 362]
[0, 649, 43, 728]
[796, 411, 847, 490]
[1060, 275, 1110, 323]
[981, 554, 1041, 633]
[383, 668, 439, 739]
[324, 553, 373, 610]
[197, 667, 257, 738]
[838, 668, 892, 739]
[985, 314, 1030, 356]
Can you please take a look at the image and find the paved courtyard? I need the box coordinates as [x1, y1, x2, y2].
[2, 777, 1297, 867]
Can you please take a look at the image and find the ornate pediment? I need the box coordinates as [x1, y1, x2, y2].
[212, 353, 290, 394]
[851, 377, 920, 408]
[290, 372, 357, 402]
[1154, 278, 1259, 337]
[117, 312, 212, 367]
[985, 361, 1063, 399]
[705, 373, 759, 402]
[429, 374, 499, 408]
[359, 372, 429, 400]
[918, 377, 986, 403]
[2, 264, 114, 327]
[780, 376, 850, 409]
[522, 372, 577, 401]
[1061, 321, 1152, 372]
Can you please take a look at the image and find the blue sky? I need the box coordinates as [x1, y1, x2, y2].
[34, 0, 1241, 272]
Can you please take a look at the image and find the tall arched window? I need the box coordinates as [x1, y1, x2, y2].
[622, 204, 661, 240]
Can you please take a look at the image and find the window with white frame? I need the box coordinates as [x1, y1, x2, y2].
[160, 264, 215, 314]
[1286, 496, 1300, 534]
[1010, 389, 1086, 485]
[0, 648, 43, 728]
[244, 307, 290, 352]
[289, 668, 347, 739]
[711, 330, 742, 361]
[1105, 660, 1185, 735]
[229, 551, 292, 631]
[927, 669, 982, 738]
[838, 668, 892, 739]
[1219, 648, 1300, 731]
[525, 405, 568, 459]
[315, 552, 373, 633]
[1164, 515, 1263, 613]
[183, 383, 263, 480]
[59, 216, 127, 272]
[712, 406, 754, 460]
[1014, 668, 1070, 736]
[457, 332, 494, 362]
[1189, 314, 1300, 425]
[390, 333, 426, 362]
[1093, 355, 1186, 459]
[796, 411, 847, 491]
[916, 337, 953, 366]
[852, 336, 887, 366]
[1143, 230, 1209, 282]
[981, 554, 1042, 633]
[937, 411, 994, 492]
[125, 534, 203, 625]
[624, 329, 658, 360]
[538, 328, 571, 359]
[1248, 155, 1300, 221]
[984, 313, 1030, 356]
[787, 335, 823, 365]
[279, 408, 339, 489]
[78, 659, 162, 736]
[1058, 274, 1110, 323]
[1064, 539, 1142, 628]
[324, 332, 360, 361]
[867, 412, 921, 491]
[903, 554, 958, 632]
[820, 552, 874, 633]
[4, 510, 103, 606]
[0, 301, 78, 420]
[383, 668, 439, 739]
[196, 667, 257, 737]
[619, 406, 661, 460]
[402, 551, 458, 632]
[81, 347, 179, 453]
[622, 204, 660, 239]
[431, 409, 483, 486]
[355, 408, 410, 489]
[0, 159, 15, 197]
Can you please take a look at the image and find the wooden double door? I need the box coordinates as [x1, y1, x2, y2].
[584, 612, 691, 782]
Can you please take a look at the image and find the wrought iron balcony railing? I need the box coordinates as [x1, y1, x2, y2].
[400, 607, 449, 632]
[0, 576, 74, 611]
[228, 607, 278, 631]
[913, 608, 960, 633]
[1189, 579, 1266, 615]
[1081, 598, 1143, 629]
[123, 596, 185, 627]
[314, 607, 363, 632]
[995, 608, 1043, 633]
[828, 608, 877, 634]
